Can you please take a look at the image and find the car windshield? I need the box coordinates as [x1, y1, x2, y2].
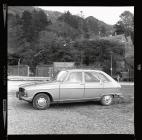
[56, 71, 68, 82]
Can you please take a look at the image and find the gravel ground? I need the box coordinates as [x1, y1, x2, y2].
[8, 85, 134, 134]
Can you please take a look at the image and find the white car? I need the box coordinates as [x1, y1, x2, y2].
[16, 69, 123, 110]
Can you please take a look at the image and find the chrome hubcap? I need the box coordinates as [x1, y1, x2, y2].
[104, 96, 112, 104]
[37, 98, 47, 107]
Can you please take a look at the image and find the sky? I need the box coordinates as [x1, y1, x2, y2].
[38, 6, 134, 25]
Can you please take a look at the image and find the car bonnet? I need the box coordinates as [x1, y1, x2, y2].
[18, 80, 55, 88]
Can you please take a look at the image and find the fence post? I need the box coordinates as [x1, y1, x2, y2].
[128, 68, 130, 81]
[35, 66, 37, 76]
[18, 65, 19, 76]
[27, 66, 30, 77]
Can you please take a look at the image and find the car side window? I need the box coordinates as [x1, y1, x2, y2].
[85, 72, 100, 82]
[66, 72, 82, 83]
[93, 72, 110, 82]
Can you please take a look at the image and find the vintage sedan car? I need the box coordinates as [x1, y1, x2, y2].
[16, 69, 122, 110]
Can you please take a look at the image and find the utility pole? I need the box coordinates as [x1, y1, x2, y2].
[80, 11, 84, 39]
[110, 54, 112, 76]
[80, 11, 84, 67]
[80, 50, 83, 67]
[18, 58, 21, 76]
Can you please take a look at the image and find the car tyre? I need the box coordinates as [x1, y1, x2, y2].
[100, 95, 113, 106]
[32, 93, 50, 110]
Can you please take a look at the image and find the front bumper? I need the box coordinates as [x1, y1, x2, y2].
[16, 91, 32, 102]
[16, 91, 23, 100]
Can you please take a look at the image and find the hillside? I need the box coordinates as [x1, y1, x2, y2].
[43, 10, 63, 23]
[8, 6, 115, 55]
[8, 6, 113, 34]
[8, 6, 133, 56]
[85, 16, 113, 31]
[8, 6, 63, 23]
[8, 6, 35, 16]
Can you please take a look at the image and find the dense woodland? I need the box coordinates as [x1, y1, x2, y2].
[8, 6, 134, 75]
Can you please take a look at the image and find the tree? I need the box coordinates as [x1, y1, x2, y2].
[31, 9, 51, 36]
[58, 11, 86, 39]
[21, 11, 33, 42]
[8, 13, 25, 61]
[8, 9, 52, 66]
[8, 14, 22, 48]
[18, 9, 52, 67]
[99, 26, 107, 37]
[84, 17, 100, 38]
[72, 39, 125, 74]
[21, 9, 51, 46]
[114, 11, 134, 75]
[58, 11, 80, 29]
[114, 11, 134, 45]
[47, 21, 80, 40]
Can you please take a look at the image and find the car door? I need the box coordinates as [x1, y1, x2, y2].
[84, 72, 104, 99]
[59, 72, 85, 101]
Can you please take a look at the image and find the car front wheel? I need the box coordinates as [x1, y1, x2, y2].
[32, 93, 50, 110]
[100, 95, 113, 106]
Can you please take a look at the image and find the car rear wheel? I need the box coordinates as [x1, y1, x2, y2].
[32, 93, 50, 110]
[100, 95, 113, 106]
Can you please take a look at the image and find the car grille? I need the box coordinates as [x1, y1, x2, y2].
[19, 88, 26, 97]
[19, 87, 25, 92]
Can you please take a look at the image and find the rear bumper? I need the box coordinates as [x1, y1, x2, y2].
[16, 91, 32, 102]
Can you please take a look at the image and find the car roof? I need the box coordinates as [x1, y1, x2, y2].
[64, 69, 103, 73]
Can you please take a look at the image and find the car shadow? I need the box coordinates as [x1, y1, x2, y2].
[16, 101, 34, 110]
[16, 97, 133, 110]
[16, 100, 102, 110]
[50, 101, 102, 109]
[50, 97, 134, 110]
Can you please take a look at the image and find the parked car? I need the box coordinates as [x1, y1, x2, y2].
[16, 69, 122, 110]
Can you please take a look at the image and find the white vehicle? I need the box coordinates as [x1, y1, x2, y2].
[16, 69, 122, 110]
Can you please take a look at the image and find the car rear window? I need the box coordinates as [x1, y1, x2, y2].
[85, 72, 100, 82]
[92, 72, 111, 82]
